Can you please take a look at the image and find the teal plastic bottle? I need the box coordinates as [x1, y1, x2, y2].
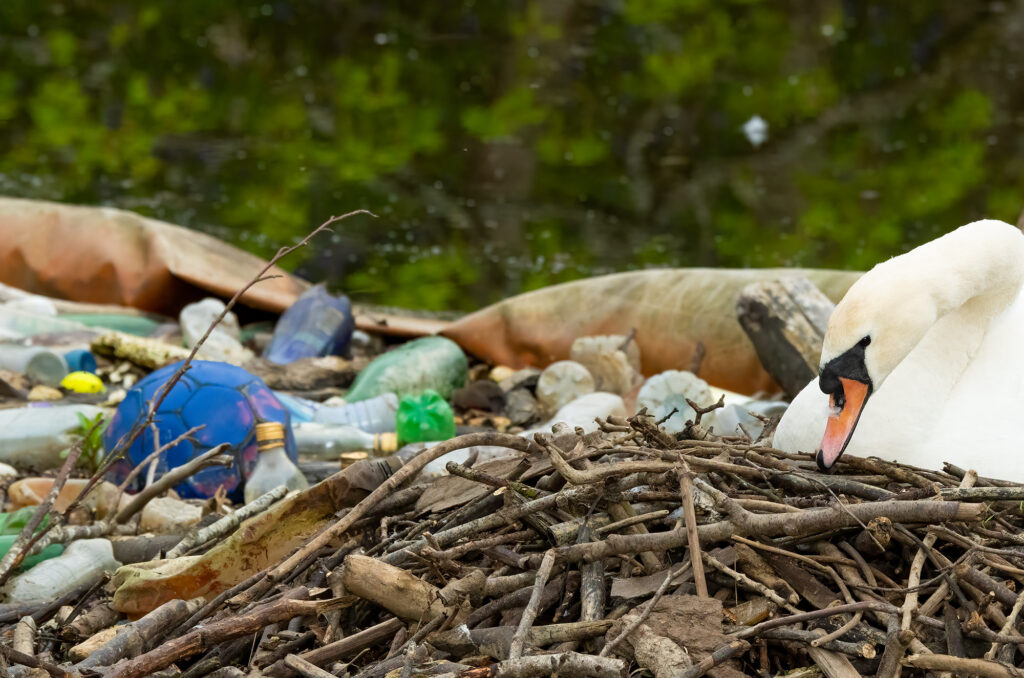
[346, 336, 468, 402]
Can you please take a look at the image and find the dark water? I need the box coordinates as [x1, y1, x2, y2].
[2, 2, 1022, 310]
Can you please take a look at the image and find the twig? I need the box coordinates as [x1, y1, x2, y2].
[239, 432, 543, 604]
[0, 643, 74, 677]
[166, 485, 289, 558]
[283, 654, 336, 678]
[902, 653, 1024, 677]
[678, 639, 750, 678]
[678, 461, 707, 598]
[114, 444, 232, 523]
[509, 550, 557, 660]
[0, 432, 87, 585]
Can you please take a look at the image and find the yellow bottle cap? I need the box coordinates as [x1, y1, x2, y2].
[255, 422, 286, 452]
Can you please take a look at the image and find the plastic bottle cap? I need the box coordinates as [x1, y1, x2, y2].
[255, 422, 286, 452]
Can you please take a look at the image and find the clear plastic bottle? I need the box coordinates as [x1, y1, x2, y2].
[312, 392, 400, 433]
[4, 538, 121, 603]
[0, 404, 109, 469]
[244, 422, 309, 504]
[0, 345, 68, 386]
[292, 422, 397, 458]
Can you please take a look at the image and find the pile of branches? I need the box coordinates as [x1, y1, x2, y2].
[8, 401, 1024, 678]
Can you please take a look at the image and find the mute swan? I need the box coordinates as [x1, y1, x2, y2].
[773, 219, 1024, 482]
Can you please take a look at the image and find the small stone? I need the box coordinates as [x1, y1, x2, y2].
[27, 385, 63, 401]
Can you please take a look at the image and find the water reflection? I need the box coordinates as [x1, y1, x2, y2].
[0, 2, 1020, 310]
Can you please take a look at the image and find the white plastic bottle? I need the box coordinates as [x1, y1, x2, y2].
[312, 392, 400, 433]
[4, 539, 122, 603]
[244, 422, 309, 504]
[525, 392, 628, 436]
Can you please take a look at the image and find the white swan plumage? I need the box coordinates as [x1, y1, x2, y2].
[773, 219, 1024, 482]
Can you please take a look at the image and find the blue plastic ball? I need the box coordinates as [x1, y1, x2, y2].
[103, 360, 297, 500]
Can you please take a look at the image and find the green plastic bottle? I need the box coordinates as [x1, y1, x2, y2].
[0, 507, 64, 570]
[346, 336, 468, 402]
[396, 390, 456, 445]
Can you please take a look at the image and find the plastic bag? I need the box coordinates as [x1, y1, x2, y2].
[441, 268, 860, 394]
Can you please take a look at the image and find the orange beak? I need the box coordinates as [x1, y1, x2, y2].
[817, 377, 870, 471]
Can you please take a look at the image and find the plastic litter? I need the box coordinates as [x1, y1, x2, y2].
[292, 422, 397, 457]
[139, 496, 204, 535]
[63, 349, 97, 373]
[0, 305, 93, 341]
[60, 371, 105, 394]
[0, 535, 63, 572]
[346, 336, 468, 402]
[0, 405, 108, 469]
[4, 538, 121, 603]
[396, 390, 456, 446]
[9, 478, 125, 518]
[312, 392, 400, 433]
[103, 360, 296, 500]
[179, 298, 253, 365]
[244, 422, 309, 504]
[535, 360, 596, 415]
[0, 345, 69, 386]
[636, 370, 715, 434]
[264, 284, 355, 364]
[0, 197, 308, 316]
[525, 392, 628, 436]
[569, 335, 642, 396]
[441, 268, 861, 394]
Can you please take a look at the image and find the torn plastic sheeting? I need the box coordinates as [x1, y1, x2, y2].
[0, 197, 308, 316]
[441, 268, 862, 395]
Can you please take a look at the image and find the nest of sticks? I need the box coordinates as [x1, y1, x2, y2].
[5, 402, 1024, 678]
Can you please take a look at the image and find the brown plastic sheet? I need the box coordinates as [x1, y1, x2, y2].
[442, 268, 862, 395]
[0, 197, 308, 316]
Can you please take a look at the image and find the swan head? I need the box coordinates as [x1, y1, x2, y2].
[814, 275, 939, 471]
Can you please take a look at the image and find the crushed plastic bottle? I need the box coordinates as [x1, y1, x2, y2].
[263, 284, 354, 364]
[244, 422, 309, 504]
[0, 405, 109, 469]
[396, 390, 456, 446]
[570, 335, 643, 396]
[535, 361, 595, 415]
[346, 336, 468, 402]
[636, 370, 714, 434]
[5, 539, 121, 603]
[525, 392, 628, 436]
[312, 392, 400, 433]
[0, 345, 68, 386]
[179, 298, 253, 365]
[292, 422, 397, 457]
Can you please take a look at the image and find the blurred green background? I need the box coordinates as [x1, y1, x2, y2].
[1, 1, 1021, 310]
